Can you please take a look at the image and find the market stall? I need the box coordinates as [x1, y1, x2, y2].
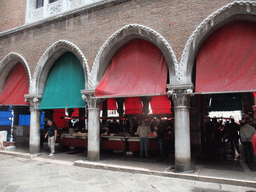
[101, 134, 158, 153]
[61, 132, 87, 148]
[58, 114, 167, 154]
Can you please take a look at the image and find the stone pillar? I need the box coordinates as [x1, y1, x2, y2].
[102, 99, 108, 125]
[168, 86, 193, 172]
[116, 98, 124, 117]
[25, 94, 42, 154]
[140, 97, 151, 115]
[81, 90, 102, 161]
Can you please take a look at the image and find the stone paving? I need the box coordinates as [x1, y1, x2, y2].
[1, 154, 256, 192]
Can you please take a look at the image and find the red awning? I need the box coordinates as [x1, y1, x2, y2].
[0, 63, 29, 106]
[53, 108, 80, 129]
[95, 39, 167, 97]
[196, 21, 256, 93]
[253, 133, 256, 154]
[150, 95, 172, 114]
[125, 97, 143, 114]
[72, 108, 80, 116]
[101, 98, 118, 110]
[53, 109, 66, 128]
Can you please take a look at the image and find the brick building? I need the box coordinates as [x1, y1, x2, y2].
[1, 0, 256, 172]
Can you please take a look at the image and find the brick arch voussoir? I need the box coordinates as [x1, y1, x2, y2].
[90, 24, 178, 90]
[31, 40, 89, 95]
[0, 52, 31, 94]
[180, 1, 256, 85]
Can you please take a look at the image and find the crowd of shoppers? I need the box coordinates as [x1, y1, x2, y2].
[204, 115, 256, 164]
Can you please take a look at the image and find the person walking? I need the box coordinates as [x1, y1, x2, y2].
[45, 120, 57, 156]
[137, 119, 151, 157]
[240, 116, 256, 164]
[228, 118, 241, 157]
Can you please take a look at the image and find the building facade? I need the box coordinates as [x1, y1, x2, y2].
[1, 0, 256, 172]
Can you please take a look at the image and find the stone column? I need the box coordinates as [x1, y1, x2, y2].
[140, 97, 151, 115]
[81, 90, 102, 161]
[116, 98, 124, 117]
[25, 94, 42, 154]
[102, 99, 108, 125]
[169, 87, 193, 172]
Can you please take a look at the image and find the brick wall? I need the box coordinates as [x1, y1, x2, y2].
[0, 0, 27, 32]
[0, 0, 236, 76]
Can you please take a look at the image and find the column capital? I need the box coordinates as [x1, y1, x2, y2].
[25, 94, 42, 111]
[81, 89, 104, 109]
[167, 84, 194, 107]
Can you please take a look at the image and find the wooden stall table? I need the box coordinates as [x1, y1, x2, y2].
[61, 133, 88, 148]
[101, 135, 127, 154]
[101, 134, 159, 155]
[127, 137, 159, 152]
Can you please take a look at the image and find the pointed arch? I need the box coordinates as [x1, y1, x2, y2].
[180, 1, 256, 85]
[90, 24, 178, 90]
[0, 52, 31, 94]
[31, 40, 89, 95]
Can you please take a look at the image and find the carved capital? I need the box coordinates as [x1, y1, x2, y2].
[171, 89, 191, 107]
[166, 84, 194, 108]
[24, 94, 42, 111]
[81, 89, 104, 109]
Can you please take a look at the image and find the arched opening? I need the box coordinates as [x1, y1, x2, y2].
[38, 51, 87, 153]
[94, 38, 174, 160]
[29, 40, 89, 154]
[0, 63, 33, 148]
[191, 20, 256, 170]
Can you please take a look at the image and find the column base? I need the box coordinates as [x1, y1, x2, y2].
[174, 158, 193, 172]
[29, 144, 40, 154]
[87, 150, 99, 161]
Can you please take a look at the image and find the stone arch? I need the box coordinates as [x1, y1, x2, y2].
[0, 52, 31, 94]
[31, 40, 89, 95]
[89, 24, 178, 90]
[180, 1, 256, 86]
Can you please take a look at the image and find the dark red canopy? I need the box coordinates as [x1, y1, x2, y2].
[125, 97, 143, 114]
[196, 21, 256, 93]
[150, 95, 172, 114]
[101, 98, 118, 110]
[0, 63, 29, 106]
[253, 133, 256, 155]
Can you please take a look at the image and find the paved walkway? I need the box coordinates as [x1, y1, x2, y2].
[1, 153, 256, 192]
[0, 146, 256, 189]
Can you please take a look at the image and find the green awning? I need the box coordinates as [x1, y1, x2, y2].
[208, 93, 242, 112]
[39, 52, 85, 110]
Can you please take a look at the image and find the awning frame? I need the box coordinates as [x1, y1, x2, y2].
[93, 93, 168, 99]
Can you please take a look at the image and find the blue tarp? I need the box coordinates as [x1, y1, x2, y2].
[40, 111, 45, 129]
[0, 107, 45, 129]
[19, 115, 30, 126]
[18, 111, 45, 129]
[0, 107, 12, 125]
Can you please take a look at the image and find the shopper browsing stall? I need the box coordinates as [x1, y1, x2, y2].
[240, 116, 256, 164]
[137, 119, 151, 157]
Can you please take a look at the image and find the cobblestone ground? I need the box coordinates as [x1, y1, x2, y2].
[0, 154, 256, 192]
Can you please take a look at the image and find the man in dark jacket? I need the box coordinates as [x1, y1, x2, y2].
[228, 118, 241, 157]
[155, 117, 166, 161]
[45, 120, 57, 156]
